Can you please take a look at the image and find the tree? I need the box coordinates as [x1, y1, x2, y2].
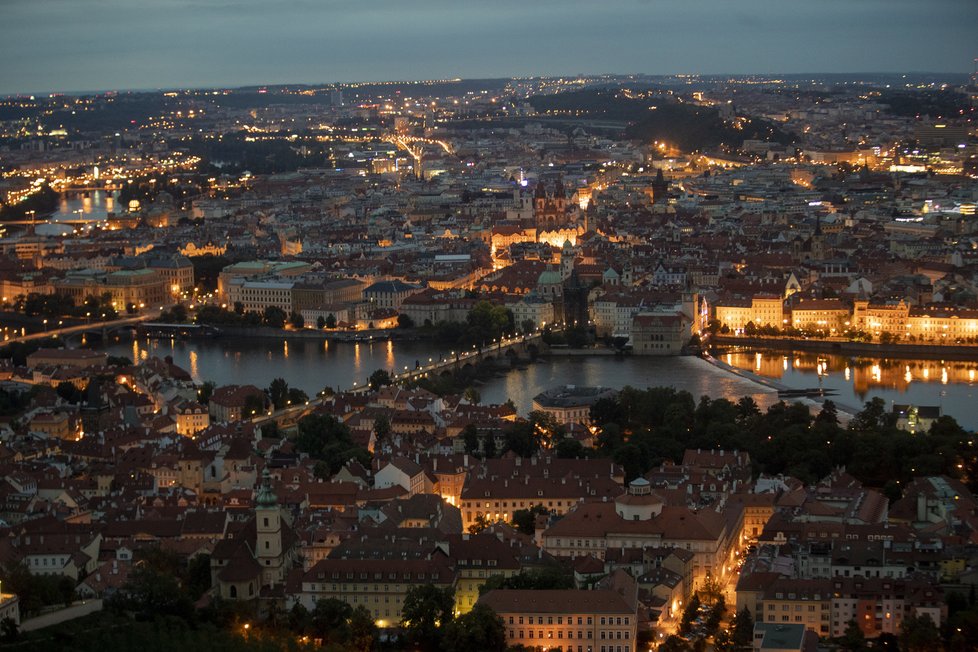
[555, 438, 585, 459]
[502, 420, 539, 458]
[680, 593, 701, 636]
[462, 423, 480, 456]
[111, 564, 193, 620]
[267, 377, 291, 410]
[0, 617, 17, 643]
[233, 301, 245, 315]
[705, 594, 725, 635]
[401, 584, 455, 651]
[186, 553, 212, 600]
[730, 606, 754, 648]
[290, 311, 305, 329]
[397, 313, 415, 329]
[57, 575, 75, 607]
[288, 602, 313, 635]
[900, 613, 940, 652]
[56, 381, 83, 404]
[295, 413, 370, 476]
[373, 415, 391, 443]
[440, 603, 506, 652]
[263, 305, 287, 328]
[463, 387, 481, 405]
[316, 315, 326, 329]
[466, 301, 513, 345]
[368, 369, 392, 391]
[349, 604, 377, 652]
[311, 597, 352, 645]
[197, 380, 216, 405]
[590, 396, 622, 428]
[511, 504, 549, 535]
[699, 573, 724, 605]
[838, 619, 866, 652]
[243, 393, 266, 417]
[659, 635, 693, 652]
[483, 432, 497, 458]
[744, 321, 757, 336]
[468, 513, 492, 534]
[713, 629, 733, 652]
[478, 566, 574, 593]
[325, 313, 337, 329]
[287, 387, 308, 406]
[850, 397, 888, 432]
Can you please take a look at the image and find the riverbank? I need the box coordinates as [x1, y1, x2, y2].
[711, 335, 978, 362]
[544, 347, 619, 356]
[217, 325, 400, 342]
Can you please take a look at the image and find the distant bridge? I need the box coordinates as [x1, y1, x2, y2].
[247, 332, 545, 433]
[347, 332, 544, 394]
[3, 315, 152, 345]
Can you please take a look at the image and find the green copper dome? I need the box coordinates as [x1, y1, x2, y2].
[255, 468, 278, 508]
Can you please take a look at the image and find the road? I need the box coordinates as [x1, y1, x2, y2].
[21, 599, 103, 632]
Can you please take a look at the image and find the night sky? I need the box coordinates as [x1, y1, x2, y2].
[2, 0, 976, 95]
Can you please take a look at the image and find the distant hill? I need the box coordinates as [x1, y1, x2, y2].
[877, 89, 972, 118]
[528, 89, 795, 151]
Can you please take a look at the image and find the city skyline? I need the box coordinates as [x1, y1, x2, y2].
[2, 0, 977, 95]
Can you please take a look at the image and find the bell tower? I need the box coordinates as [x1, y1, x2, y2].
[255, 468, 284, 586]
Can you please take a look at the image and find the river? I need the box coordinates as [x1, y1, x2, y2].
[712, 346, 978, 430]
[96, 335, 978, 429]
[50, 190, 117, 224]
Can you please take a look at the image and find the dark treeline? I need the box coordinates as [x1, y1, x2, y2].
[527, 89, 795, 150]
[584, 387, 974, 497]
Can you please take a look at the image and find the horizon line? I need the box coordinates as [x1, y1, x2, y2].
[4, 70, 972, 99]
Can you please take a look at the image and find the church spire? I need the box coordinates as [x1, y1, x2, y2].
[256, 468, 277, 508]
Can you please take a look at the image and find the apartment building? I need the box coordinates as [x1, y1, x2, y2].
[294, 557, 457, 627]
[480, 588, 638, 652]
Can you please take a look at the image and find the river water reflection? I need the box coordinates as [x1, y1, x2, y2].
[714, 347, 978, 430]
[100, 337, 978, 429]
[50, 190, 116, 223]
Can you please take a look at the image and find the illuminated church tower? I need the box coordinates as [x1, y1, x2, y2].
[255, 468, 285, 586]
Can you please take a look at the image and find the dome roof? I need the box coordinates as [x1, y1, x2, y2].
[537, 269, 562, 286]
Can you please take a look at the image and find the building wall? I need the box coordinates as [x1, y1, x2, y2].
[496, 610, 637, 652]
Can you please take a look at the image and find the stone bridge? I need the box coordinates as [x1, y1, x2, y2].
[351, 332, 545, 393]
[248, 332, 545, 433]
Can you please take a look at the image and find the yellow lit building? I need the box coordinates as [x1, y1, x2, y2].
[789, 298, 849, 333]
[852, 300, 909, 337]
[295, 557, 457, 626]
[479, 588, 638, 651]
[715, 294, 784, 331]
